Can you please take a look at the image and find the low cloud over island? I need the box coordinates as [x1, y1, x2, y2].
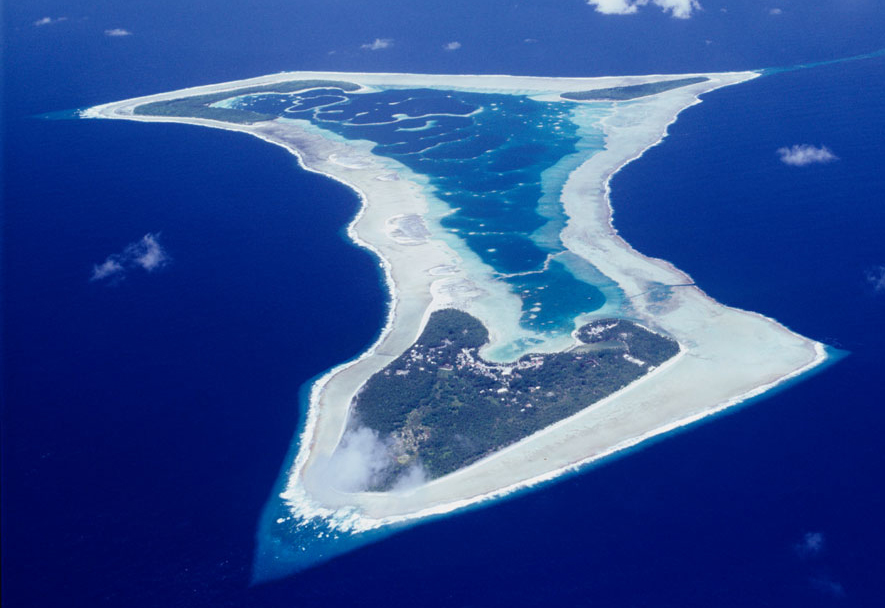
[323, 427, 427, 493]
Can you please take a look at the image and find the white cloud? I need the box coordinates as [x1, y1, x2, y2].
[324, 428, 392, 492]
[91, 233, 169, 282]
[443, 41, 462, 51]
[360, 38, 393, 51]
[795, 531, 826, 558]
[34, 16, 67, 27]
[769, 7, 783, 15]
[588, 0, 641, 15]
[104, 28, 132, 37]
[320, 426, 431, 493]
[866, 266, 885, 293]
[91, 259, 125, 281]
[130, 233, 168, 270]
[810, 576, 846, 598]
[653, 0, 702, 18]
[587, 0, 701, 19]
[390, 463, 428, 492]
[777, 144, 838, 166]
[793, 533, 846, 597]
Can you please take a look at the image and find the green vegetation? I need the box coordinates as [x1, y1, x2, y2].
[352, 309, 679, 484]
[561, 77, 709, 101]
[133, 79, 360, 124]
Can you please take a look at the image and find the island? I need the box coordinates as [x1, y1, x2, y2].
[81, 69, 828, 573]
[560, 76, 710, 101]
[353, 310, 679, 487]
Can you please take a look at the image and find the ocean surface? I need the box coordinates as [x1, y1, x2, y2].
[4, 2, 885, 606]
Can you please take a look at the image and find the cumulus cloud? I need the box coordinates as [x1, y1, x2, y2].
[91, 259, 125, 281]
[91, 233, 170, 282]
[34, 16, 67, 27]
[792, 532, 846, 597]
[443, 41, 462, 51]
[587, 0, 701, 19]
[324, 428, 393, 492]
[322, 427, 430, 493]
[866, 266, 885, 293]
[769, 8, 783, 15]
[811, 576, 846, 598]
[104, 28, 132, 37]
[360, 38, 393, 51]
[132, 233, 168, 270]
[777, 144, 838, 166]
[795, 531, 826, 559]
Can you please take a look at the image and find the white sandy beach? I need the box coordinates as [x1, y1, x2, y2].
[84, 69, 826, 530]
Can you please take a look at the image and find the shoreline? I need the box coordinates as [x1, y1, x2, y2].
[82, 69, 828, 531]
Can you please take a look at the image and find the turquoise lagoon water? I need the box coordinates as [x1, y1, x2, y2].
[228, 88, 615, 338]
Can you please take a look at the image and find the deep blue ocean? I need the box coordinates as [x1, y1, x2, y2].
[4, 1, 885, 606]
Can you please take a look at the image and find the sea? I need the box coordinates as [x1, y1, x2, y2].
[3, 2, 884, 606]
